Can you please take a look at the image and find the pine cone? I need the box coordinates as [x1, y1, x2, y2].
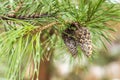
[62, 22, 92, 57]
[62, 28, 78, 57]
[75, 27, 92, 57]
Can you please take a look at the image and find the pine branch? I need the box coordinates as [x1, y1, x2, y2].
[0, 0, 58, 20]
[0, 0, 120, 80]
[0, 13, 55, 20]
[16, 21, 59, 39]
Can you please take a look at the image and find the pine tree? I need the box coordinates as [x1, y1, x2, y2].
[0, 0, 120, 80]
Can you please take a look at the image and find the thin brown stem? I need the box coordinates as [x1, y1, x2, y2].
[30, 22, 58, 34]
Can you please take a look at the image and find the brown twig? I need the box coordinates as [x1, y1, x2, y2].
[0, 13, 54, 20]
[30, 22, 58, 34]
